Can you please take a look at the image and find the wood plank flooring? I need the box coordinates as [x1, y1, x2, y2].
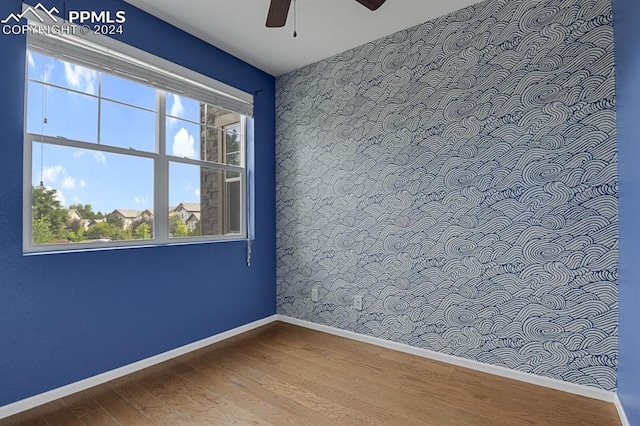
[0, 322, 621, 425]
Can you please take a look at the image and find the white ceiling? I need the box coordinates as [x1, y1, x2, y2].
[123, 0, 485, 77]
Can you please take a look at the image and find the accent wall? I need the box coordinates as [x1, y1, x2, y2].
[276, 0, 617, 390]
[0, 0, 276, 407]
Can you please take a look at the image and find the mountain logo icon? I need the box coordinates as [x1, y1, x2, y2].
[1, 3, 59, 24]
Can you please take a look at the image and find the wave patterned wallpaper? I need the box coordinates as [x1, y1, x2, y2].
[275, 0, 617, 390]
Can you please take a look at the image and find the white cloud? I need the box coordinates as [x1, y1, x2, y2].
[93, 152, 106, 164]
[73, 150, 85, 158]
[42, 165, 84, 194]
[134, 196, 149, 205]
[172, 127, 195, 158]
[169, 94, 185, 124]
[195, 189, 200, 197]
[27, 52, 35, 68]
[55, 190, 66, 207]
[42, 165, 65, 185]
[64, 62, 98, 94]
[61, 176, 76, 190]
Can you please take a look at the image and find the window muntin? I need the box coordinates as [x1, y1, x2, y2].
[24, 49, 247, 253]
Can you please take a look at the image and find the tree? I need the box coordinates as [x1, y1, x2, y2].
[169, 214, 189, 237]
[86, 222, 127, 240]
[134, 223, 151, 240]
[32, 217, 55, 245]
[189, 221, 202, 237]
[105, 211, 125, 229]
[68, 218, 82, 233]
[68, 225, 85, 243]
[131, 216, 153, 239]
[32, 186, 68, 241]
[225, 129, 241, 165]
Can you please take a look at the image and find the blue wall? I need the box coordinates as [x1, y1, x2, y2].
[276, 0, 618, 391]
[613, 0, 640, 422]
[0, 0, 276, 406]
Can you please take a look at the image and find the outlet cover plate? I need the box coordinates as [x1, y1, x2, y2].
[354, 294, 363, 310]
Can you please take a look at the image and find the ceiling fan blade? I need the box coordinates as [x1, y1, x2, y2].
[355, 0, 386, 11]
[266, 0, 292, 27]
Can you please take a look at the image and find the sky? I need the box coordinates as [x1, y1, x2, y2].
[26, 50, 230, 214]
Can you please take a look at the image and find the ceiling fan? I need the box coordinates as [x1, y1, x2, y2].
[266, 0, 387, 28]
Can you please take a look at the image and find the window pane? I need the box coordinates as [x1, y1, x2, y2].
[30, 142, 154, 245]
[169, 162, 242, 238]
[101, 74, 156, 111]
[167, 120, 242, 165]
[101, 100, 156, 152]
[224, 128, 243, 166]
[225, 171, 242, 234]
[166, 93, 200, 123]
[27, 81, 98, 142]
[27, 51, 47, 82]
[202, 125, 243, 166]
[28, 52, 98, 95]
[166, 118, 200, 160]
[166, 119, 243, 165]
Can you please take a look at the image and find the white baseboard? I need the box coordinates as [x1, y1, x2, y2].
[615, 394, 631, 426]
[0, 315, 278, 420]
[1, 314, 622, 421]
[277, 315, 616, 403]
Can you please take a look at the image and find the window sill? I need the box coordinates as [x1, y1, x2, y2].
[23, 235, 252, 256]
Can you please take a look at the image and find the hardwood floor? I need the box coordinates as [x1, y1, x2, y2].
[1, 322, 621, 425]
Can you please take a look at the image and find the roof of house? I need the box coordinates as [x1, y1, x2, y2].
[68, 209, 82, 219]
[186, 212, 201, 222]
[176, 203, 200, 213]
[113, 209, 141, 219]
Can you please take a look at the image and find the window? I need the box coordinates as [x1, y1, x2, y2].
[23, 32, 253, 253]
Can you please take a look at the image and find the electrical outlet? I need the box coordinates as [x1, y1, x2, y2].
[311, 287, 319, 302]
[354, 294, 363, 310]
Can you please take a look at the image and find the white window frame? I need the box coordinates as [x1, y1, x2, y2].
[22, 23, 252, 255]
[221, 123, 243, 235]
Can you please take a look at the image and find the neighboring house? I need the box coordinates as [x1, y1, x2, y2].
[111, 209, 142, 229]
[139, 209, 153, 221]
[67, 209, 92, 231]
[185, 212, 201, 231]
[67, 209, 82, 222]
[174, 203, 200, 223]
